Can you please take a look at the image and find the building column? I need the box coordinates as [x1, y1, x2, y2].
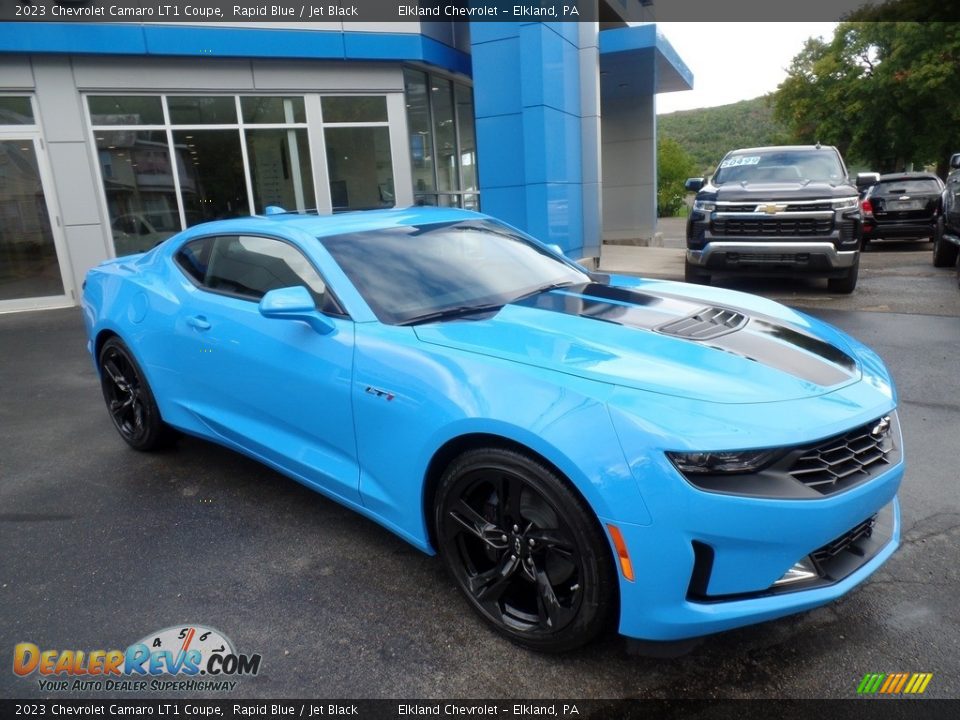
[470, 22, 601, 261]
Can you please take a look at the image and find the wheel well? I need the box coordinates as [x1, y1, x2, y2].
[422, 433, 622, 632]
[93, 329, 120, 368]
[422, 433, 598, 551]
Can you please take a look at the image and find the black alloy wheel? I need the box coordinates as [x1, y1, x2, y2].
[98, 337, 174, 451]
[436, 448, 616, 652]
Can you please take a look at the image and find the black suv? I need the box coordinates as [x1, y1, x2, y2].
[933, 152, 960, 272]
[861, 172, 944, 246]
[685, 145, 862, 293]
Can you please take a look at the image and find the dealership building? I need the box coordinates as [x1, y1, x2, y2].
[0, 11, 691, 313]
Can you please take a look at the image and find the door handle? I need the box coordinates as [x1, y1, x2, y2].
[187, 315, 211, 330]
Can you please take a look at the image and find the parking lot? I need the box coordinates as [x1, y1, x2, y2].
[1, 241, 958, 700]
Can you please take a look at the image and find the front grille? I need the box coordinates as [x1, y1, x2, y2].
[788, 416, 895, 493]
[713, 218, 833, 236]
[657, 307, 747, 340]
[811, 514, 876, 568]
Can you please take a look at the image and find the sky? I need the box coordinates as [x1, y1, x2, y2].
[653, 23, 839, 115]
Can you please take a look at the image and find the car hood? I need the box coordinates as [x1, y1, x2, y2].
[709, 181, 855, 201]
[413, 280, 862, 404]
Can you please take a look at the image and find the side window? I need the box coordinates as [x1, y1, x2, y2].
[174, 235, 343, 315]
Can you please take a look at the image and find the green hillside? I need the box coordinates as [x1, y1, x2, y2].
[657, 96, 790, 175]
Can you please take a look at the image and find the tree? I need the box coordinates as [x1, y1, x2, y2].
[657, 135, 697, 218]
[772, 22, 960, 175]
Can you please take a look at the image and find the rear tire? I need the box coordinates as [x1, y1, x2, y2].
[827, 255, 859, 294]
[435, 447, 616, 653]
[933, 217, 958, 268]
[98, 337, 176, 451]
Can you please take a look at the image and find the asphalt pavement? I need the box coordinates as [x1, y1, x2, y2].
[1, 256, 958, 700]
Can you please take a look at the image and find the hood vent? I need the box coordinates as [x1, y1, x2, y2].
[657, 307, 748, 340]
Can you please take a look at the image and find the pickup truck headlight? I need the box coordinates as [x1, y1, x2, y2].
[831, 196, 859, 210]
[667, 449, 783, 475]
[692, 200, 716, 212]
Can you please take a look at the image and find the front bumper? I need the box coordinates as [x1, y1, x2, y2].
[863, 219, 936, 240]
[687, 241, 858, 275]
[604, 412, 903, 641]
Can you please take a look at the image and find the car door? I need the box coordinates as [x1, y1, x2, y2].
[947, 169, 960, 232]
[170, 233, 360, 504]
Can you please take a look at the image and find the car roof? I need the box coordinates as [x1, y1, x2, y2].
[246, 206, 487, 238]
[177, 207, 490, 242]
[726, 145, 838, 155]
[875, 172, 941, 183]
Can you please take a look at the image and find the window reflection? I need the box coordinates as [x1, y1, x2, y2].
[325, 127, 393, 211]
[173, 130, 247, 224]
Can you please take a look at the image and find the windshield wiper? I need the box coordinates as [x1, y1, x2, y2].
[511, 280, 579, 303]
[398, 303, 506, 326]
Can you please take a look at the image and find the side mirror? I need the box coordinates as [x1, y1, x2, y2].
[950, 153, 960, 170]
[546, 243, 564, 257]
[259, 286, 335, 335]
[856, 172, 880, 192]
[685, 177, 705, 192]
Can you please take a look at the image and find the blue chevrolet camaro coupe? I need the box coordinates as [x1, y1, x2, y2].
[82, 207, 903, 652]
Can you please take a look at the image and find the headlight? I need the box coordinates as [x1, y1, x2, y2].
[831, 196, 859, 210]
[692, 200, 716, 212]
[667, 449, 783, 475]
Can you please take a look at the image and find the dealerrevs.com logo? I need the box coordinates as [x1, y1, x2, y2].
[13, 625, 261, 692]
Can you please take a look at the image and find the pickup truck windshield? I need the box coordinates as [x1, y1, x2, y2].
[714, 149, 845, 185]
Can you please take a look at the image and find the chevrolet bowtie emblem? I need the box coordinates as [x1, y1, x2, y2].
[760, 203, 786, 214]
[871, 416, 891, 438]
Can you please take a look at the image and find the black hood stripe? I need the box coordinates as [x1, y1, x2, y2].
[512, 283, 856, 387]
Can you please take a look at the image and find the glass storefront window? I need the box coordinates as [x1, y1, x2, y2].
[403, 70, 436, 196]
[324, 127, 393, 210]
[246, 128, 315, 213]
[0, 97, 35, 125]
[0, 140, 64, 300]
[173, 130, 247, 224]
[455, 84, 477, 193]
[88, 96, 164, 126]
[431, 78, 457, 193]
[241, 97, 306, 124]
[403, 70, 477, 209]
[94, 130, 180, 256]
[167, 96, 237, 125]
[321, 96, 388, 123]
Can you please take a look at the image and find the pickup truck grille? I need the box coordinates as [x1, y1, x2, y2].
[712, 218, 833, 236]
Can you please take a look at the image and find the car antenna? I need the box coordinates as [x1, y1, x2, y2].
[815, 140, 822, 149]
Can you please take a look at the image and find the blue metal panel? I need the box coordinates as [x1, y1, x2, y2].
[0, 23, 148, 54]
[471, 21, 588, 253]
[519, 23, 581, 115]
[0, 23, 471, 75]
[522, 106, 582, 184]
[474, 115, 525, 189]
[470, 35, 522, 118]
[142, 24, 346, 59]
[524, 182, 583, 255]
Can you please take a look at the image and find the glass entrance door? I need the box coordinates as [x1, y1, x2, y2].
[0, 135, 72, 307]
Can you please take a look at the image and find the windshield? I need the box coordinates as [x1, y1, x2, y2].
[713, 149, 845, 185]
[318, 219, 589, 325]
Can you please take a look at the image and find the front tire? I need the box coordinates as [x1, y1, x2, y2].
[933, 217, 958, 268]
[98, 337, 175, 451]
[827, 255, 859, 294]
[435, 448, 616, 653]
[684, 261, 710, 285]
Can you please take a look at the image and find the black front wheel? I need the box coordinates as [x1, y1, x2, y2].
[98, 337, 175, 451]
[684, 261, 710, 285]
[435, 448, 616, 653]
[827, 255, 859, 294]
